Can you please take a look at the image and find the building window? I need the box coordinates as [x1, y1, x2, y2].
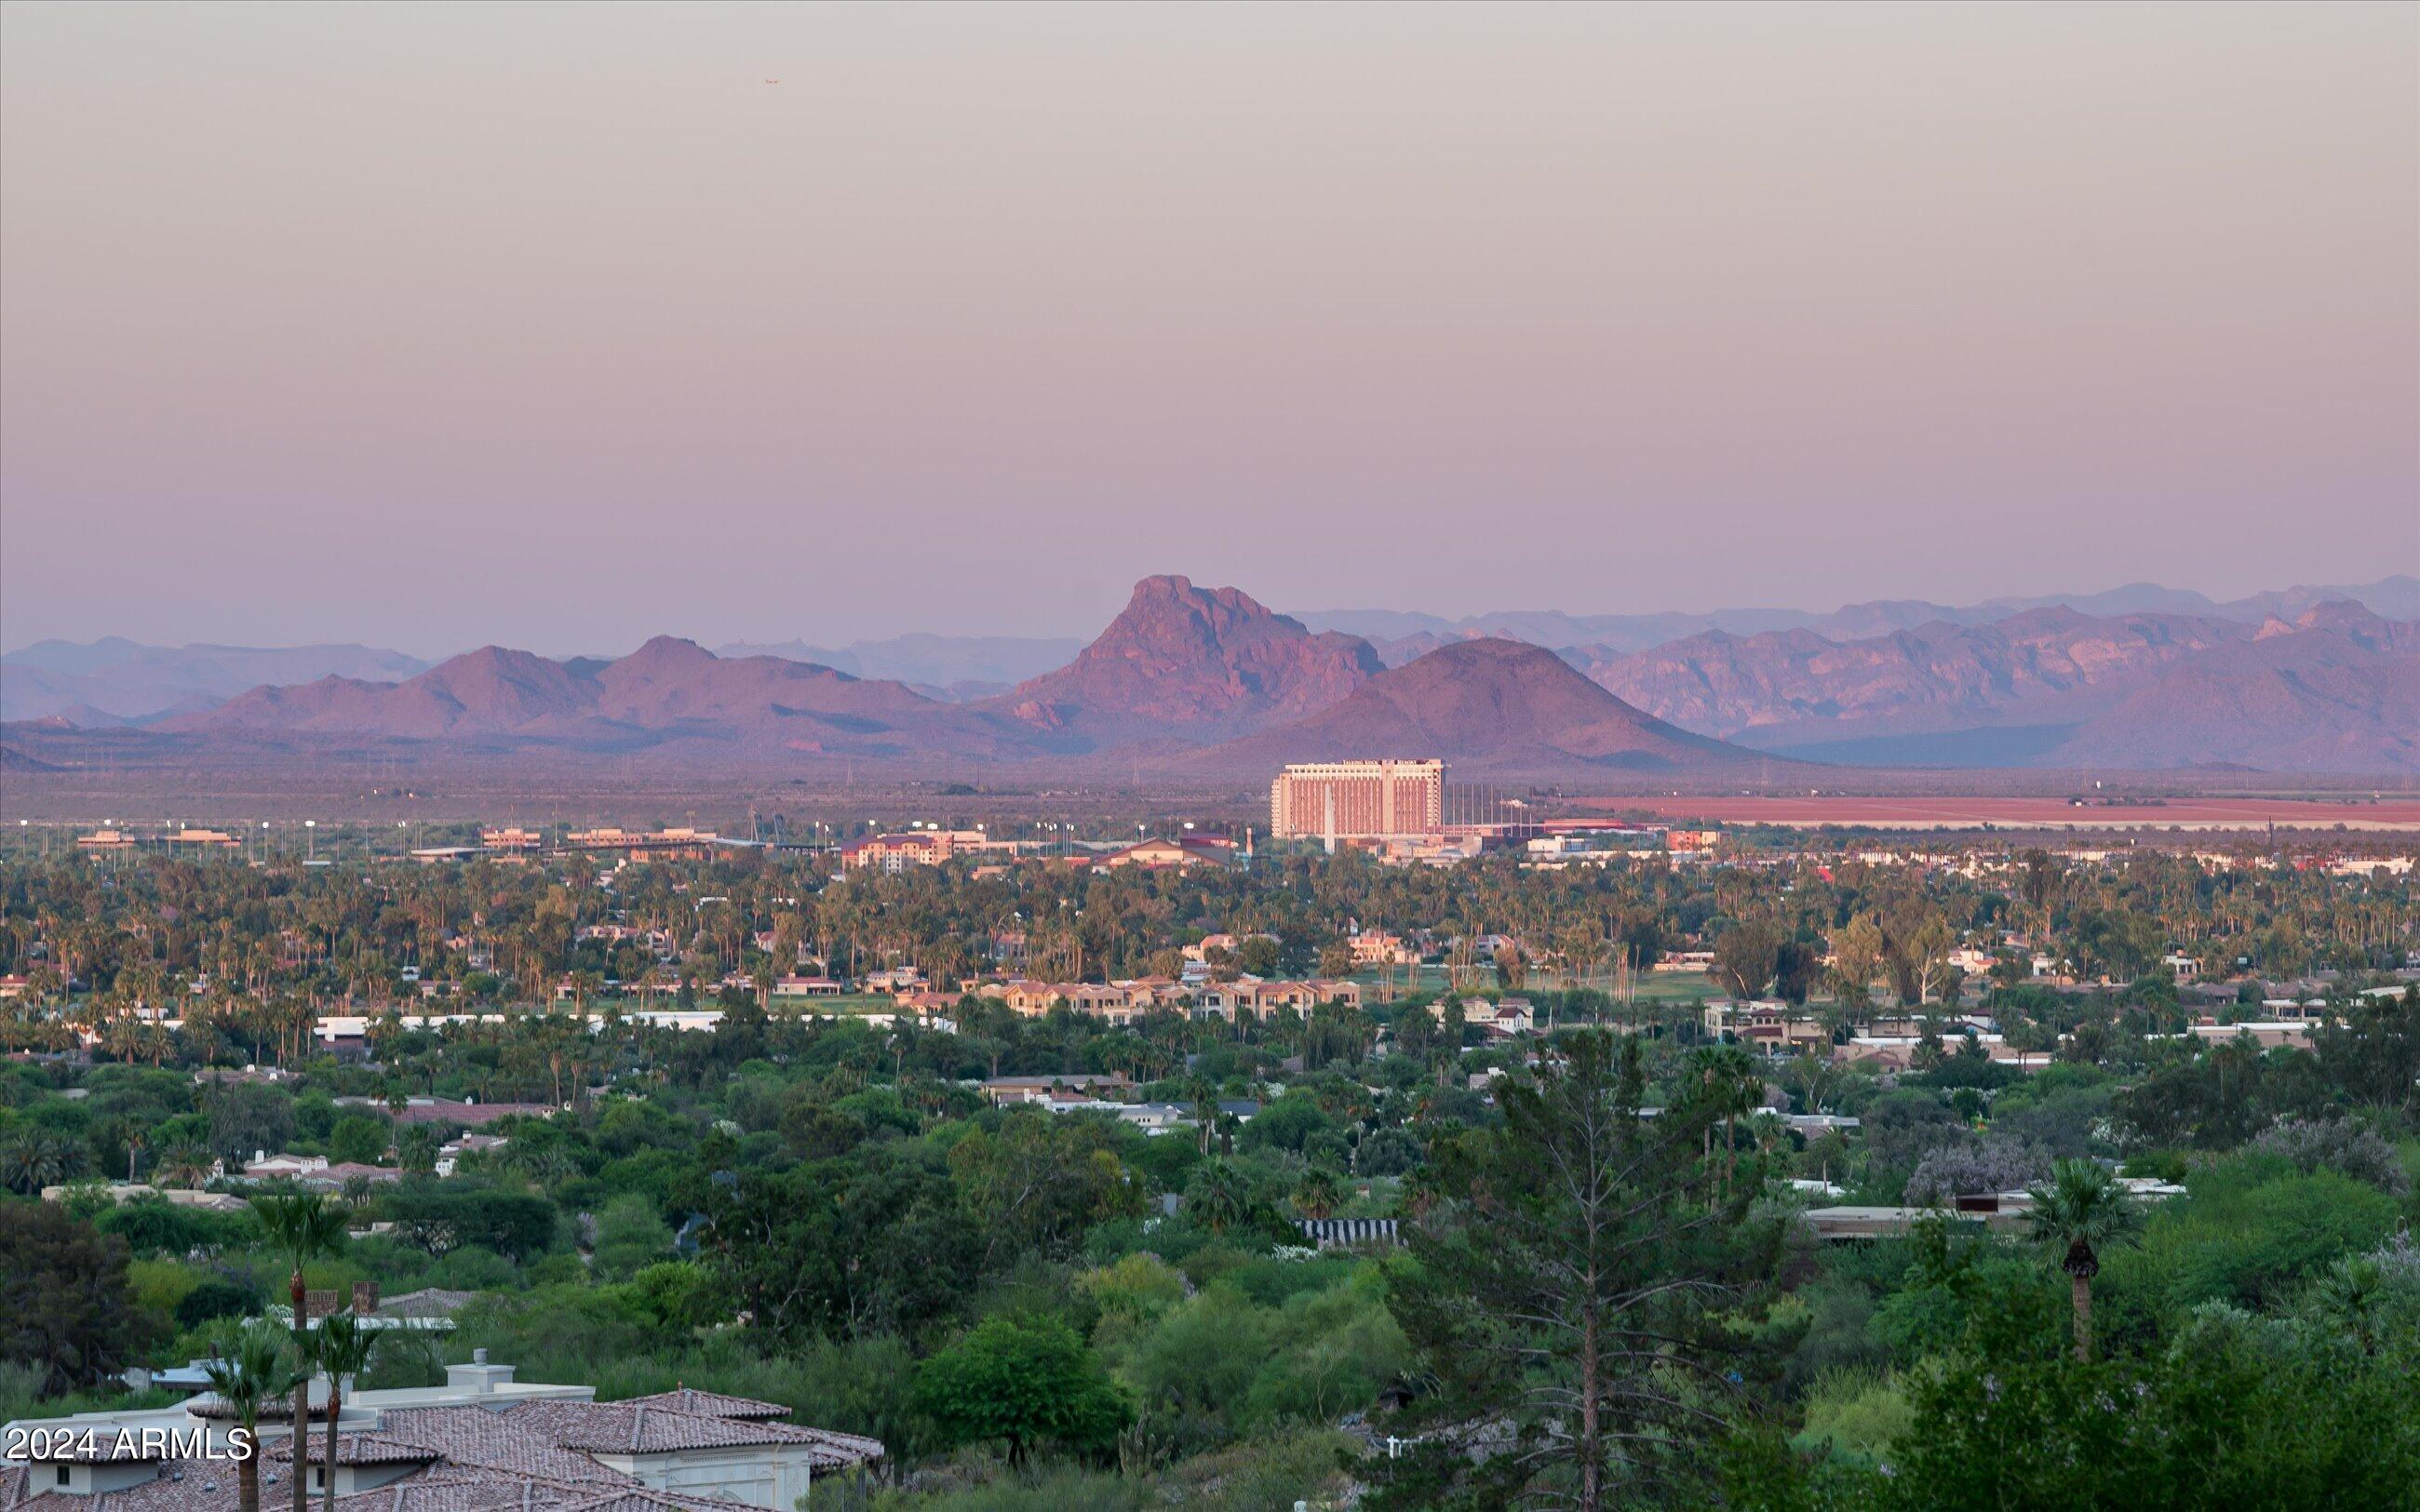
[58, 1466, 71, 1487]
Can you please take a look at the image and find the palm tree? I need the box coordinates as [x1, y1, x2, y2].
[1185, 1075, 1218, 1157]
[2312, 1251, 2388, 1358]
[1688, 1044, 1763, 1201]
[1289, 1169, 1344, 1221]
[308, 1312, 381, 1512]
[1184, 1159, 1255, 1234]
[251, 1193, 349, 1512]
[201, 1320, 300, 1512]
[159, 1142, 218, 1189]
[397, 1124, 442, 1175]
[2, 1131, 68, 1195]
[2022, 1160, 2137, 1362]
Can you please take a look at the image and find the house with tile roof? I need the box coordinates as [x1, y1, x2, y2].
[0, 1354, 879, 1512]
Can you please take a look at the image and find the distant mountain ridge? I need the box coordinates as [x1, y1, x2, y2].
[1577, 607, 2252, 743]
[2041, 607, 2419, 773]
[169, 636, 1040, 760]
[1300, 574, 2420, 662]
[1586, 603, 2417, 772]
[0, 639, 428, 722]
[710, 633, 1083, 701]
[9, 573, 2416, 774]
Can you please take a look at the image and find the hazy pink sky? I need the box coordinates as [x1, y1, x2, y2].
[3, 1, 2413, 655]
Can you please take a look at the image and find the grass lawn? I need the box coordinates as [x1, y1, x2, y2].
[1631, 970, 1719, 1003]
[771, 993, 903, 1015]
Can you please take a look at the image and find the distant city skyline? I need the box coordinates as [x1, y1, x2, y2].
[3, 2, 2413, 654]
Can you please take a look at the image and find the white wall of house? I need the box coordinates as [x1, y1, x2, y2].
[593, 1444, 822, 1509]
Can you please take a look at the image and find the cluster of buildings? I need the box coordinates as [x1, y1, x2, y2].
[1266, 760, 1540, 863]
[1698, 995, 2345, 1071]
[560, 828, 725, 863]
[966, 973, 1363, 1024]
[837, 828, 1241, 874]
[67, 824, 754, 867]
[74, 828, 241, 853]
[976, 1073, 1259, 1135]
[1266, 761, 1739, 867]
[1430, 997, 1537, 1039]
[837, 827, 1018, 871]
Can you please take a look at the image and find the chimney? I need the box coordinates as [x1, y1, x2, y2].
[444, 1348, 516, 1397]
[352, 1281, 380, 1316]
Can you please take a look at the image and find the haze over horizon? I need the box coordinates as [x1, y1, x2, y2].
[4, 1, 2414, 656]
[3, 570, 2414, 666]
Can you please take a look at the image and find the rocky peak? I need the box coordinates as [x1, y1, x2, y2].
[987, 575, 1382, 745]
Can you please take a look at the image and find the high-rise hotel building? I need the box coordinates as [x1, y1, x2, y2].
[1270, 759, 1445, 841]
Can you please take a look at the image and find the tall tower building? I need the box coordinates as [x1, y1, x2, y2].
[1269, 759, 1445, 841]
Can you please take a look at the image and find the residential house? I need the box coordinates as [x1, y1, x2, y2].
[1091, 835, 1235, 871]
[1438, 997, 1535, 1038]
[1347, 930, 1418, 966]
[979, 1074, 1134, 1106]
[770, 976, 844, 998]
[243, 1151, 330, 1180]
[1, 1354, 880, 1512]
[436, 1133, 506, 1175]
[1701, 1000, 1827, 1055]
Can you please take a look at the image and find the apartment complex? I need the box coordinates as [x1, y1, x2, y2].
[1270, 759, 1445, 841]
[840, 828, 998, 871]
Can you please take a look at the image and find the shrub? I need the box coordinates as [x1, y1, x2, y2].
[1354, 1127, 1422, 1177]
[1903, 1136, 2050, 1207]
[591, 1194, 675, 1279]
[96, 1198, 249, 1258]
[2104, 1167, 2401, 1328]
[2247, 1119, 2411, 1197]
[328, 1114, 392, 1166]
[1797, 1365, 1914, 1459]
[174, 1274, 264, 1331]
[1074, 1253, 1187, 1327]
[426, 1246, 518, 1291]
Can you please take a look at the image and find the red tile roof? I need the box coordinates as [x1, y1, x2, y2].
[610, 1390, 787, 1423]
[267, 1436, 442, 1467]
[498, 1402, 881, 1466]
[0, 1403, 880, 1512]
[369, 1409, 625, 1485]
